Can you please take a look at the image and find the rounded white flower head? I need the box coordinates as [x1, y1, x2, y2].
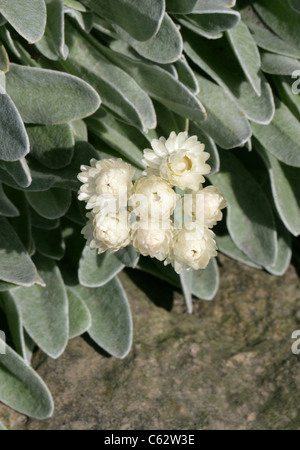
[132, 219, 173, 261]
[143, 131, 211, 191]
[129, 175, 178, 220]
[166, 226, 217, 273]
[78, 158, 135, 210]
[81, 211, 131, 254]
[183, 186, 227, 228]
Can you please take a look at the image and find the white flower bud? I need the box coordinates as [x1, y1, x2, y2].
[143, 131, 211, 191]
[132, 220, 173, 260]
[129, 175, 178, 221]
[78, 158, 135, 210]
[183, 186, 227, 228]
[166, 226, 217, 273]
[81, 211, 131, 254]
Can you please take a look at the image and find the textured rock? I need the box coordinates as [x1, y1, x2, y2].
[1, 254, 300, 430]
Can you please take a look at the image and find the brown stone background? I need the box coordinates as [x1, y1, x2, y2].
[1, 254, 300, 430]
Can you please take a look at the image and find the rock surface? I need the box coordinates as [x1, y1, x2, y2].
[1, 255, 300, 430]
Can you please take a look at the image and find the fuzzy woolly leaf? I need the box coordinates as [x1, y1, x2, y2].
[74, 278, 133, 358]
[209, 150, 277, 267]
[67, 287, 91, 339]
[36, 0, 68, 60]
[114, 13, 183, 64]
[195, 74, 251, 149]
[26, 188, 71, 220]
[0, 339, 53, 418]
[0, 90, 29, 162]
[0, 0, 46, 43]
[79, 246, 124, 288]
[0, 217, 37, 286]
[6, 64, 100, 125]
[226, 20, 261, 95]
[184, 30, 274, 125]
[27, 124, 75, 170]
[252, 98, 300, 167]
[256, 142, 300, 237]
[82, 0, 164, 41]
[12, 255, 69, 359]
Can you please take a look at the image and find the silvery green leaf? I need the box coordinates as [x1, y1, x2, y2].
[180, 270, 193, 314]
[64, 21, 156, 132]
[176, 16, 223, 40]
[256, 141, 300, 237]
[0, 184, 19, 217]
[26, 188, 71, 220]
[12, 254, 69, 359]
[252, 98, 300, 167]
[66, 287, 91, 339]
[195, 74, 251, 149]
[226, 20, 261, 96]
[86, 110, 145, 169]
[36, 0, 68, 61]
[0, 44, 9, 72]
[0, 0, 46, 43]
[102, 41, 206, 122]
[0, 159, 31, 188]
[70, 120, 88, 142]
[74, 278, 132, 358]
[78, 246, 124, 288]
[25, 141, 99, 192]
[33, 226, 65, 260]
[26, 124, 75, 170]
[240, 3, 300, 59]
[81, 0, 164, 41]
[209, 149, 277, 266]
[6, 63, 101, 125]
[114, 13, 182, 64]
[183, 30, 274, 125]
[215, 228, 261, 269]
[188, 123, 220, 174]
[252, 0, 300, 50]
[261, 52, 300, 75]
[0, 90, 29, 161]
[167, 0, 236, 14]
[0, 339, 53, 419]
[174, 56, 199, 94]
[191, 258, 219, 301]
[0, 420, 6, 430]
[265, 218, 292, 276]
[184, 10, 240, 34]
[0, 217, 37, 286]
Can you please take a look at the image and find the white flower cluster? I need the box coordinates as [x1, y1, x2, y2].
[78, 131, 227, 273]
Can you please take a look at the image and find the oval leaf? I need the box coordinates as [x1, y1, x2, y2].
[0, 90, 29, 161]
[26, 188, 71, 220]
[12, 254, 69, 359]
[0, 0, 46, 43]
[6, 63, 101, 125]
[74, 278, 133, 358]
[79, 246, 124, 288]
[67, 287, 91, 339]
[0, 339, 53, 419]
[209, 149, 277, 266]
[0, 217, 37, 286]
